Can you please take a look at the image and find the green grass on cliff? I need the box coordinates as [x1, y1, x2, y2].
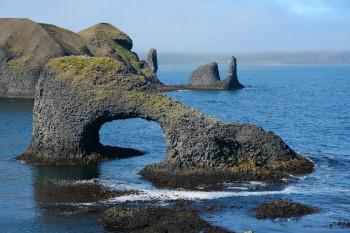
[48, 56, 193, 117]
[48, 56, 128, 88]
[94, 30, 140, 69]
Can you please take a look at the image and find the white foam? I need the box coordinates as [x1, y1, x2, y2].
[104, 184, 296, 203]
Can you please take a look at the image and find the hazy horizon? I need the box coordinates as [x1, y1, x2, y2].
[1, 0, 349, 54]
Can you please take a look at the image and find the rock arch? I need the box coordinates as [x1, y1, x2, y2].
[20, 56, 314, 189]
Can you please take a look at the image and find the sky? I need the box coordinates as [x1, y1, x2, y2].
[0, 0, 349, 53]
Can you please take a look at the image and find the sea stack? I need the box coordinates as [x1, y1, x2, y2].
[188, 56, 244, 90]
[147, 48, 158, 73]
[226, 56, 244, 89]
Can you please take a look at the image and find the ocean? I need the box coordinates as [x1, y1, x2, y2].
[0, 64, 349, 232]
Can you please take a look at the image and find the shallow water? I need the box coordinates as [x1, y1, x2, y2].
[0, 64, 350, 232]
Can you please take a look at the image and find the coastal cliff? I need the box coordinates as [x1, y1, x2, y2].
[0, 18, 160, 98]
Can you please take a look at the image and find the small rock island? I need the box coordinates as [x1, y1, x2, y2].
[188, 56, 244, 90]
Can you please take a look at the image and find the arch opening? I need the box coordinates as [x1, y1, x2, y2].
[84, 117, 166, 160]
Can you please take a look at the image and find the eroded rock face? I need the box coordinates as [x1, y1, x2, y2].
[20, 56, 314, 189]
[188, 57, 244, 90]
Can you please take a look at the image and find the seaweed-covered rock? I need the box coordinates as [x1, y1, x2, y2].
[101, 207, 232, 233]
[19, 56, 314, 189]
[188, 57, 244, 90]
[254, 199, 318, 219]
[0, 18, 90, 98]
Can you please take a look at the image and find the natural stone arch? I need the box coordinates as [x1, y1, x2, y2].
[20, 56, 314, 189]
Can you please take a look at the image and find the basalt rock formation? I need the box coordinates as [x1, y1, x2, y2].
[188, 56, 244, 90]
[19, 56, 314, 189]
[0, 18, 161, 98]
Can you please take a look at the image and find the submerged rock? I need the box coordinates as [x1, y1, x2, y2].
[254, 199, 318, 219]
[19, 56, 314, 189]
[101, 207, 232, 233]
[188, 57, 244, 90]
[328, 221, 350, 229]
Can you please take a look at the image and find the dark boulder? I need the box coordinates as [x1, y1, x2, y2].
[254, 199, 318, 219]
[101, 207, 233, 233]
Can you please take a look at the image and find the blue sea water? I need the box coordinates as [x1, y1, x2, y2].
[0, 64, 350, 232]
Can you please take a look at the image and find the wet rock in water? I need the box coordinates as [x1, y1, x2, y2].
[101, 207, 233, 233]
[44, 182, 137, 203]
[254, 199, 318, 219]
[20, 56, 314, 189]
[328, 221, 350, 228]
[147, 48, 158, 73]
[187, 56, 244, 90]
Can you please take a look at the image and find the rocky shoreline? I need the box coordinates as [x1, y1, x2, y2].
[1, 18, 324, 232]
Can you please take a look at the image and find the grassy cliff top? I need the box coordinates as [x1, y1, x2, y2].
[48, 56, 127, 77]
[79, 23, 133, 50]
[46, 56, 155, 96]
